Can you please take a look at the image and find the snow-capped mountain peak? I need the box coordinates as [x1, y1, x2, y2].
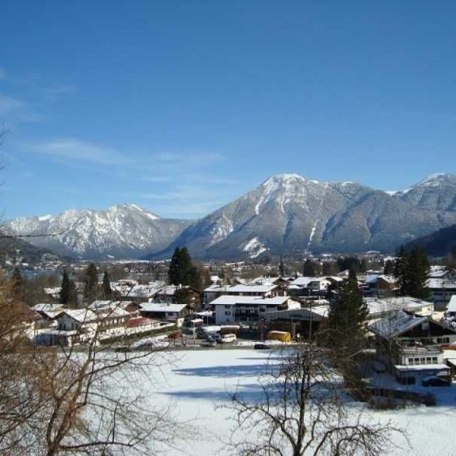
[2, 205, 189, 260]
[415, 173, 456, 188]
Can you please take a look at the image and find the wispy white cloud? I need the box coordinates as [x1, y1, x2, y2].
[0, 93, 43, 123]
[28, 138, 130, 165]
[0, 94, 25, 115]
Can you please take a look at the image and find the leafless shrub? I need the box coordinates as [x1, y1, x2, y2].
[222, 344, 405, 456]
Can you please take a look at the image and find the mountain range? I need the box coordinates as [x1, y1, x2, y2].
[2, 204, 191, 260]
[3, 173, 456, 260]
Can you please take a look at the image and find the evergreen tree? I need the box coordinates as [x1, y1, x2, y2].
[173, 287, 192, 305]
[11, 267, 24, 301]
[168, 247, 199, 287]
[393, 245, 430, 299]
[337, 256, 361, 273]
[279, 257, 285, 277]
[393, 245, 409, 294]
[302, 259, 316, 277]
[383, 259, 395, 275]
[83, 263, 98, 304]
[324, 269, 368, 392]
[102, 270, 112, 299]
[60, 269, 78, 307]
[408, 246, 430, 300]
[322, 261, 338, 276]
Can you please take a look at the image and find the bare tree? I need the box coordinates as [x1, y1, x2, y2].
[223, 344, 404, 456]
[0, 272, 188, 455]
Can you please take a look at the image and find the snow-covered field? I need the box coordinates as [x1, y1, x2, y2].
[130, 349, 456, 455]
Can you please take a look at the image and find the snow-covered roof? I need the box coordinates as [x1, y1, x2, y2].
[89, 300, 135, 311]
[60, 309, 98, 323]
[427, 278, 456, 289]
[128, 282, 166, 298]
[140, 302, 187, 313]
[34, 303, 65, 313]
[156, 285, 178, 296]
[204, 284, 231, 293]
[211, 295, 289, 306]
[308, 305, 329, 318]
[368, 310, 427, 339]
[248, 276, 280, 286]
[429, 266, 448, 278]
[366, 296, 433, 318]
[394, 364, 449, 372]
[227, 284, 277, 293]
[290, 276, 328, 287]
[365, 274, 396, 285]
[447, 295, 456, 313]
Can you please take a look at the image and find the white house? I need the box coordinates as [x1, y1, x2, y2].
[212, 295, 296, 325]
[139, 302, 188, 325]
[427, 274, 456, 311]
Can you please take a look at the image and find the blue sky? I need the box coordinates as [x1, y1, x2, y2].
[1, 0, 455, 220]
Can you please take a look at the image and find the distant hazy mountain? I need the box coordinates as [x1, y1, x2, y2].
[405, 223, 456, 257]
[151, 173, 456, 260]
[0, 233, 56, 263]
[2, 204, 192, 260]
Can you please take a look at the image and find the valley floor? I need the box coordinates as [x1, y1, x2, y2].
[133, 348, 456, 456]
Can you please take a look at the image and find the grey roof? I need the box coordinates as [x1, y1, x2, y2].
[368, 310, 427, 339]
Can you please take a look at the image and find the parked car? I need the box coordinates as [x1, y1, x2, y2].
[254, 342, 270, 350]
[421, 376, 451, 387]
[221, 333, 237, 344]
[200, 337, 217, 347]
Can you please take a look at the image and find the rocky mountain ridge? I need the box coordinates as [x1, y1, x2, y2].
[2, 204, 192, 260]
[3, 173, 456, 260]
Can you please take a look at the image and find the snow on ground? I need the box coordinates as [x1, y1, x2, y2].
[117, 349, 456, 455]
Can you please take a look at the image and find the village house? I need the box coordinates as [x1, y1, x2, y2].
[139, 302, 188, 325]
[287, 276, 336, 298]
[369, 310, 456, 383]
[89, 300, 140, 316]
[34, 308, 98, 346]
[212, 294, 298, 325]
[427, 275, 456, 311]
[123, 281, 166, 303]
[361, 274, 397, 298]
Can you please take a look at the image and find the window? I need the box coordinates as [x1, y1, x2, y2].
[225, 311, 231, 316]
[408, 358, 415, 365]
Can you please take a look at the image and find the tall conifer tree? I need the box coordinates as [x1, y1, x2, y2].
[394, 245, 429, 299]
[60, 269, 78, 307]
[102, 270, 112, 299]
[83, 263, 98, 304]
